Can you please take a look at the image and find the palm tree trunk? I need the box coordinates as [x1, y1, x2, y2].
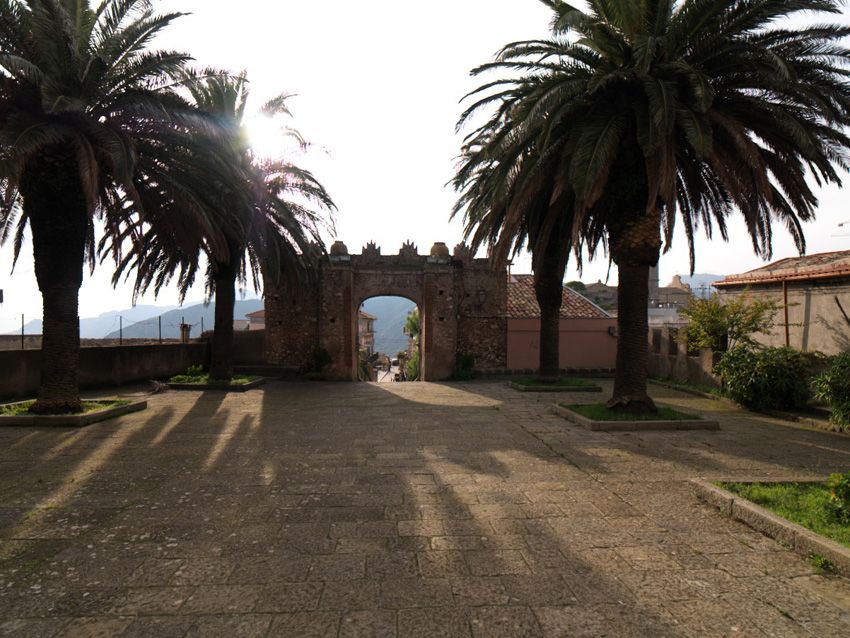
[20, 149, 88, 414]
[533, 222, 571, 381]
[537, 293, 561, 379]
[607, 208, 662, 414]
[533, 259, 567, 380]
[608, 261, 656, 412]
[209, 264, 237, 380]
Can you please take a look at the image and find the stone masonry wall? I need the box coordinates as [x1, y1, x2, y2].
[264, 242, 508, 380]
[264, 273, 320, 371]
[455, 259, 508, 370]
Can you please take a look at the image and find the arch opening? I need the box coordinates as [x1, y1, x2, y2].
[357, 295, 420, 382]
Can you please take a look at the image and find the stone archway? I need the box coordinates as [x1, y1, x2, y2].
[264, 241, 508, 381]
[357, 293, 419, 379]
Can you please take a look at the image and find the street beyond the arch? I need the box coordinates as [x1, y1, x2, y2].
[2, 379, 850, 636]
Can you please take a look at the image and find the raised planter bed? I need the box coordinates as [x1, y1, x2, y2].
[649, 378, 727, 402]
[649, 379, 838, 428]
[691, 478, 850, 578]
[508, 379, 602, 393]
[553, 402, 719, 432]
[0, 398, 147, 427]
[167, 377, 267, 392]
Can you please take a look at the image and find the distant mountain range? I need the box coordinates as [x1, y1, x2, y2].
[20, 304, 176, 339]
[105, 299, 263, 339]
[16, 299, 263, 339]
[361, 296, 416, 356]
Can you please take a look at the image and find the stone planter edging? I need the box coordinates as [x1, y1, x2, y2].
[508, 381, 602, 393]
[552, 403, 720, 432]
[648, 380, 839, 433]
[690, 478, 850, 577]
[648, 379, 732, 404]
[0, 398, 148, 427]
[168, 377, 267, 392]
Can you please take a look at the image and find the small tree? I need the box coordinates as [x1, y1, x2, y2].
[403, 308, 420, 381]
[680, 293, 778, 352]
[404, 308, 420, 341]
[566, 281, 587, 294]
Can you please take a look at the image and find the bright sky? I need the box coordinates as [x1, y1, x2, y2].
[1, 0, 849, 334]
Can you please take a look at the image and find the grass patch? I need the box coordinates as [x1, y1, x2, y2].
[514, 377, 594, 387]
[0, 399, 130, 416]
[651, 376, 723, 397]
[169, 373, 256, 385]
[719, 481, 850, 549]
[809, 553, 836, 572]
[562, 403, 700, 421]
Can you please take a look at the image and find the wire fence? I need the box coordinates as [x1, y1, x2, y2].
[0, 310, 209, 351]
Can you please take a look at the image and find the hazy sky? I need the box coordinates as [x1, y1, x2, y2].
[1, 0, 849, 333]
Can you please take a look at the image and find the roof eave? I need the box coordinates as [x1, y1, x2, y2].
[715, 269, 850, 288]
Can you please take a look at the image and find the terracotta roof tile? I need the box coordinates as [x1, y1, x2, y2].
[715, 250, 850, 287]
[507, 274, 610, 319]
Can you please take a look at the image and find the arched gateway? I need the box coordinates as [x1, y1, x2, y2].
[264, 241, 507, 380]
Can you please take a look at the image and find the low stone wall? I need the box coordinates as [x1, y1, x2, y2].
[232, 329, 267, 365]
[0, 335, 42, 351]
[0, 343, 208, 400]
[648, 326, 720, 388]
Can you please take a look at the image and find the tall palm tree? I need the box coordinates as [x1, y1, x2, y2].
[113, 74, 335, 381]
[0, 0, 233, 413]
[456, 0, 850, 412]
[453, 139, 574, 379]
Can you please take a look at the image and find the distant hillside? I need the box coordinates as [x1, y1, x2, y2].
[361, 296, 416, 356]
[19, 304, 177, 338]
[106, 299, 263, 339]
[679, 273, 723, 298]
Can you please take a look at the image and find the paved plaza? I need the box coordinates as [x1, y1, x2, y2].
[2, 380, 850, 636]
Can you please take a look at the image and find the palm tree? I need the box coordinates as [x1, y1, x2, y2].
[453, 134, 575, 379]
[114, 75, 335, 381]
[456, 0, 850, 412]
[0, 0, 232, 413]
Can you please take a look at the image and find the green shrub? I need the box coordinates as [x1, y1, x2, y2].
[186, 364, 205, 377]
[406, 349, 420, 381]
[680, 291, 778, 352]
[714, 346, 811, 410]
[812, 352, 850, 430]
[826, 472, 850, 525]
[311, 347, 332, 373]
[457, 353, 475, 372]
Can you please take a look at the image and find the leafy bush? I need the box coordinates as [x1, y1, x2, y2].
[457, 353, 475, 372]
[680, 292, 778, 352]
[311, 347, 332, 373]
[450, 352, 477, 380]
[170, 364, 207, 383]
[406, 349, 420, 381]
[714, 346, 811, 410]
[812, 352, 850, 431]
[826, 472, 850, 524]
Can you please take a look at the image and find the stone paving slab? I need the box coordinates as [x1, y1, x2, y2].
[1, 380, 850, 636]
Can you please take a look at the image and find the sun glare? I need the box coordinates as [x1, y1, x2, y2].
[244, 114, 290, 160]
